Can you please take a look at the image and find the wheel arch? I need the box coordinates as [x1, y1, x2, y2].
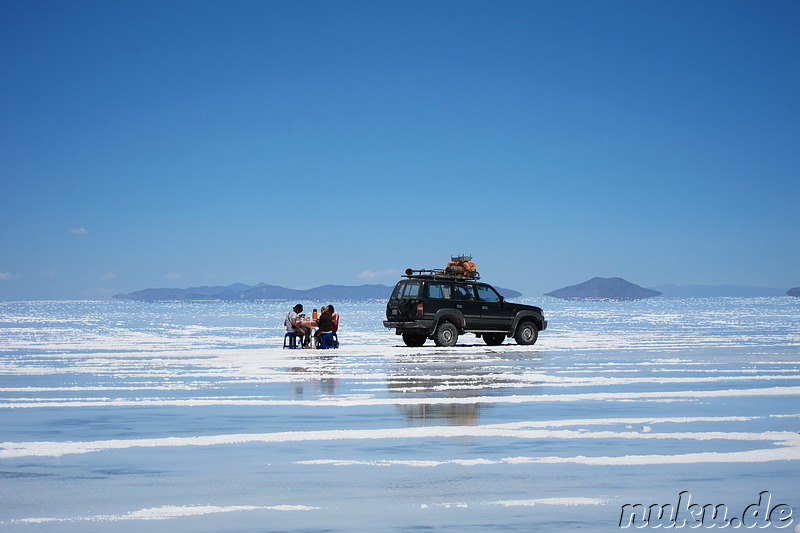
[430, 309, 466, 335]
[509, 312, 545, 335]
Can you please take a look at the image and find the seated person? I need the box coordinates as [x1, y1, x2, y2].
[286, 303, 311, 348]
[313, 305, 334, 347]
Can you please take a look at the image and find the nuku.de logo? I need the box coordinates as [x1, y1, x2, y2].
[619, 491, 793, 529]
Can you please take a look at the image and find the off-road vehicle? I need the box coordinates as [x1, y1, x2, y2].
[383, 265, 547, 347]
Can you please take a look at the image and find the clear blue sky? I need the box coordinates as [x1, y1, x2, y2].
[1, 0, 798, 300]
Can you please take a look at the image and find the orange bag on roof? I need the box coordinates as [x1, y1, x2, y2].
[446, 260, 477, 276]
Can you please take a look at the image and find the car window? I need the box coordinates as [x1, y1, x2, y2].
[476, 284, 501, 303]
[428, 283, 452, 299]
[393, 280, 422, 299]
[453, 284, 476, 300]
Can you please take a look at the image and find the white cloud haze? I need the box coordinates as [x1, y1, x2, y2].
[358, 269, 397, 280]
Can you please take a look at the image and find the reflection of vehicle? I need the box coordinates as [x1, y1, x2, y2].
[387, 364, 482, 426]
[383, 267, 547, 347]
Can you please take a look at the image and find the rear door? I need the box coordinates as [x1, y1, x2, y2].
[425, 281, 453, 320]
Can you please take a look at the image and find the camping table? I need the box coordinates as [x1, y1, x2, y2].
[296, 320, 319, 331]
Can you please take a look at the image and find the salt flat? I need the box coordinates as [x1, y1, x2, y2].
[1, 298, 798, 532]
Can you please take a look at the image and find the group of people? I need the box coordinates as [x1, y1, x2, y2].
[285, 303, 339, 348]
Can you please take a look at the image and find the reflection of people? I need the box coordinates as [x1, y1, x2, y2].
[286, 304, 310, 348]
[313, 305, 334, 348]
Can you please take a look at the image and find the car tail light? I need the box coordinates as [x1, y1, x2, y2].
[416, 303, 423, 317]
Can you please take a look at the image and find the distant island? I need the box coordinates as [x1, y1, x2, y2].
[545, 277, 661, 300]
[114, 282, 523, 302]
[543, 280, 797, 299]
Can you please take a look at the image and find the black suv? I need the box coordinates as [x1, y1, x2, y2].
[383, 273, 547, 347]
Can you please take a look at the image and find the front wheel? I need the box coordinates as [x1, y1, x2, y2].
[402, 333, 427, 347]
[433, 321, 458, 347]
[514, 321, 538, 346]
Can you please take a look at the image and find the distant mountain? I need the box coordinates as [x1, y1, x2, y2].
[229, 284, 395, 300]
[114, 283, 393, 302]
[112, 284, 254, 301]
[788, 287, 800, 297]
[652, 284, 788, 297]
[114, 282, 524, 302]
[545, 277, 661, 300]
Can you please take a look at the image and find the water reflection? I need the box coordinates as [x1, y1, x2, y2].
[397, 400, 481, 427]
[288, 354, 340, 397]
[387, 350, 545, 427]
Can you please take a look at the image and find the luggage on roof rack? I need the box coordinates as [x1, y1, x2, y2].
[446, 255, 478, 278]
[403, 255, 480, 280]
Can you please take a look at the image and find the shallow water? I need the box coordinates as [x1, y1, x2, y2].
[1, 298, 799, 531]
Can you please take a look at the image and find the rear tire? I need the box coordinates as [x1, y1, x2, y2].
[483, 333, 505, 346]
[514, 321, 538, 346]
[402, 333, 427, 347]
[433, 321, 458, 347]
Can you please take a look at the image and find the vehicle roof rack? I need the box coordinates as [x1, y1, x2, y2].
[403, 268, 481, 280]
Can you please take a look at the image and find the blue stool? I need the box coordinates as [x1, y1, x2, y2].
[283, 332, 300, 349]
[318, 332, 338, 349]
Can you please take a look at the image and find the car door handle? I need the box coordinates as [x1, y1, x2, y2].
[482, 306, 488, 310]
[456, 304, 462, 309]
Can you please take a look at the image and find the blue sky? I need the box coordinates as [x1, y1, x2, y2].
[1, 0, 798, 300]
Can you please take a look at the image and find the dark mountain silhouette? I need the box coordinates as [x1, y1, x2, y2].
[114, 283, 392, 301]
[114, 282, 523, 302]
[788, 287, 800, 297]
[545, 277, 660, 300]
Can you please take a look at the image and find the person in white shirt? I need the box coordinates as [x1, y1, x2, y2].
[285, 304, 310, 348]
